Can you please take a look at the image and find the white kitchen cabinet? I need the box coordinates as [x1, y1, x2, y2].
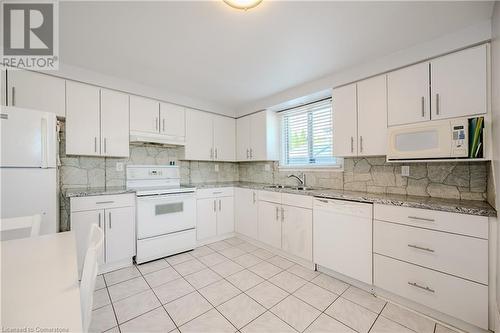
[100, 89, 130, 157]
[196, 188, 235, 242]
[7, 69, 66, 117]
[196, 198, 217, 240]
[387, 62, 430, 126]
[130, 95, 159, 134]
[431, 44, 487, 120]
[160, 102, 185, 140]
[234, 188, 258, 239]
[357, 75, 387, 156]
[65, 81, 101, 156]
[213, 115, 236, 161]
[281, 205, 313, 261]
[66, 82, 130, 157]
[104, 206, 135, 264]
[185, 109, 213, 161]
[70, 193, 136, 275]
[236, 110, 278, 161]
[332, 83, 357, 157]
[258, 200, 282, 249]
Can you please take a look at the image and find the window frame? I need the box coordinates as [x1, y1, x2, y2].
[278, 99, 343, 170]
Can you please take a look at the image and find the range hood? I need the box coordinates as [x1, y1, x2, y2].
[130, 131, 185, 146]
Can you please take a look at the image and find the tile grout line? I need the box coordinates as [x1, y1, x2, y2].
[367, 302, 388, 333]
[102, 274, 122, 333]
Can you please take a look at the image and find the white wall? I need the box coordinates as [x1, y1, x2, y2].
[40, 62, 235, 117]
[237, 19, 492, 116]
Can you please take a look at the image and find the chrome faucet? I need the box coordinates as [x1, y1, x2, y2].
[288, 172, 306, 186]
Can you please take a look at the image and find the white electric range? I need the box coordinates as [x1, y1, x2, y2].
[126, 165, 196, 264]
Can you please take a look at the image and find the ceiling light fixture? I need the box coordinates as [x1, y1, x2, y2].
[223, 0, 262, 10]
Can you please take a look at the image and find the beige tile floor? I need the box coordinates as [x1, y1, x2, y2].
[89, 237, 462, 333]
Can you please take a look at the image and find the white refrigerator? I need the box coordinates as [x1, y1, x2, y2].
[1, 106, 58, 236]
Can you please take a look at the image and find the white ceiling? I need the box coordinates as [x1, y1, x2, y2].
[60, 1, 494, 114]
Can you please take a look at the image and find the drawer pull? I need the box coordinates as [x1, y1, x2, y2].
[212, 192, 223, 194]
[317, 199, 328, 203]
[96, 201, 114, 204]
[408, 216, 435, 222]
[408, 281, 435, 293]
[407, 244, 434, 253]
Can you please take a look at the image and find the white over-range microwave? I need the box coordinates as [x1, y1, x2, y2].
[387, 118, 469, 161]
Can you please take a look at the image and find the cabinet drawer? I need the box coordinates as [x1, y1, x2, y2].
[258, 190, 281, 204]
[373, 204, 488, 239]
[196, 187, 234, 199]
[70, 193, 135, 212]
[374, 221, 488, 284]
[282, 193, 312, 209]
[374, 254, 488, 329]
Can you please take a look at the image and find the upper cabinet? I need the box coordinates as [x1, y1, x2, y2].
[130, 96, 186, 145]
[387, 62, 430, 126]
[66, 81, 129, 157]
[388, 44, 488, 126]
[6, 69, 66, 118]
[236, 110, 279, 161]
[184, 109, 235, 161]
[333, 74, 387, 157]
[430, 44, 487, 120]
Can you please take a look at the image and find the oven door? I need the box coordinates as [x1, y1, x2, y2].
[137, 192, 196, 240]
[387, 120, 452, 160]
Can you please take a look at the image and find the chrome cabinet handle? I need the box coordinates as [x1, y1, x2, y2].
[11, 87, 15, 106]
[155, 117, 159, 131]
[252, 192, 256, 204]
[359, 136, 363, 153]
[421, 96, 425, 117]
[350, 137, 354, 153]
[408, 244, 434, 253]
[94, 137, 98, 153]
[215, 148, 218, 159]
[275, 206, 279, 221]
[109, 212, 112, 229]
[408, 216, 435, 222]
[246, 149, 249, 159]
[162, 118, 165, 132]
[281, 207, 284, 222]
[98, 212, 101, 228]
[104, 138, 107, 154]
[250, 148, 253, 159]
[96, 201, 114, 204]
[213, 200, 216, 212]
[212, 191, 223, 195]
[219, 199, 221, 211]
[210, 148, 214, 159]
[408, 281, 435, 293]
[435, 93, 440, 115]
[317, 199, 328, 203]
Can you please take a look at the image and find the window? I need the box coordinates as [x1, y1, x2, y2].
[281, 99, 341, 168]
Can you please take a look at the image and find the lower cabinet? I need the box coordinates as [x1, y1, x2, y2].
[258, 201, 282, 249]
[282, 205, 313, 261]
[70, 194, 136, 275]
[234, 188, 258, 239]
[196, 188, 234, 242]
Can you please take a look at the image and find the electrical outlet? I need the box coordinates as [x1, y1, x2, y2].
[401, 165, 410, 177]
[214, 164, 219, 172]
[264, 164, 271, 171]
[116, 162, 124, 172]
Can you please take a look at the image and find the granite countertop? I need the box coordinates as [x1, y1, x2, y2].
[65, 182, 497, 217]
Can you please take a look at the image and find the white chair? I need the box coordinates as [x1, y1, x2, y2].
[80, 224, 104, 333]
[0, 214, 41, 240]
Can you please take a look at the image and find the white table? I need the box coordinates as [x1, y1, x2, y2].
[1, 232, 83, 332]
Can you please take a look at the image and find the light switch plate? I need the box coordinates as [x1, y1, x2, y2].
[214, 164, 219, 172]
[116, 162, 124, 172]
[401, 165, 410, 177]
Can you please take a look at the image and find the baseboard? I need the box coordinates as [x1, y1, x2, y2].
[196, 232, 236, 246]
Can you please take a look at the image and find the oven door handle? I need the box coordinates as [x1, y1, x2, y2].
[137, 194, 196, 202]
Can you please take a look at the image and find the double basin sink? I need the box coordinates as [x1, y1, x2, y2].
[265, 184, 314, 191]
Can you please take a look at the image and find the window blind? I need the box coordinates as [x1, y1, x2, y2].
[281, 99, 338, 167]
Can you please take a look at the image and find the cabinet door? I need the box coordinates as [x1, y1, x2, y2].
[213, 115, 236, 161]
[332, 83, 357, 157]
[71, 209, 105, 275]
[185, 109, 213, 161]
[282, 205, 312, 261]
[160, 102, 185, 139]
[250, 111, 268, 160]
[105, 206, 135, 263]
[7, 70, 66, 117]
[196, 198, 217, 240]
[387, 62, 430, 126]
[258, 201, 281, 249]
[357, 75, 387, 156]
[130, 95, 159, 134]
[431, 44, 487, 120]
[100, 89, 130, 157]
[217, 196, 234, 235]
[235, 188, 258, 239]
[236, 116, 251, 161]
[65, 81, 101, 156]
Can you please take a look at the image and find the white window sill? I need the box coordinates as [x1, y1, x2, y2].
[278, 164, 344, 172]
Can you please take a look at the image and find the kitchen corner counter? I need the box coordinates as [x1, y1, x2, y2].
[64, 186, 135, 198]
[186, 182, 497, 217]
